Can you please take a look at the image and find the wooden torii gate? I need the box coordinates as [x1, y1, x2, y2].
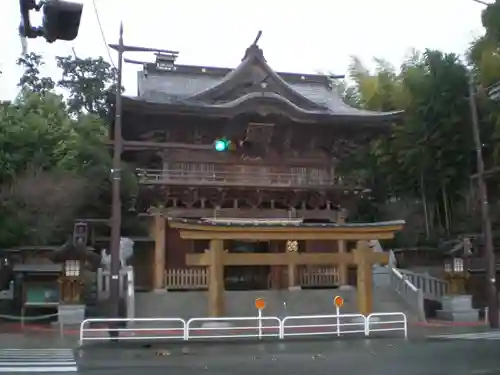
[169, 218, 405, 317]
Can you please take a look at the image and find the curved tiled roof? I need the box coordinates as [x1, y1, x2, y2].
[131, 43, 404, 123]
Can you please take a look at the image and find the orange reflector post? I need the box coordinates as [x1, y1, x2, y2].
[255, 298, 266, 310]
[334, 295, 344, 308]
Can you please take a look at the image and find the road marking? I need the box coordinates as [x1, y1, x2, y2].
[0, 348, 77, 373]
[430, 331, 500, 340]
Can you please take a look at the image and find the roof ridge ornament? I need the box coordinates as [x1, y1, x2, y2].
[243, 30, 265, 62]
[252, 30, 262, 46]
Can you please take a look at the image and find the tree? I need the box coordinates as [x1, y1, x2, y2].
[0, 52, 141, 247]
[16, 53, 55, 94]
[482, 0, 500, 43]
[342, 50, 474, 244]
[0, 168, 87, 246]
[56, 55, 118, 117]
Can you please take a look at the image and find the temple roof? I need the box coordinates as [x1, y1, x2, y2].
[123, 42, 403, 123]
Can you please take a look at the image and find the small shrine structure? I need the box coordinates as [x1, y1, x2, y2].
[49, 238, 100, 324]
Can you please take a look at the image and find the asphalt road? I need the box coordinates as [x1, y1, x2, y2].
[76, 336, 500, 375]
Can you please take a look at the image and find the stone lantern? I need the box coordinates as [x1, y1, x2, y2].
[49, 230, 100, 325]
[437, 237, 479, 322]
[443, 238, 471, 295]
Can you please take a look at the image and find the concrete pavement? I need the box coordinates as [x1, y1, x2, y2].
[1, 325, 500, 374]
[75, 337, 500, 375]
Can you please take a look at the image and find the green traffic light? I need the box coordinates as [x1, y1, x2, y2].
[214, 139, 228, 152]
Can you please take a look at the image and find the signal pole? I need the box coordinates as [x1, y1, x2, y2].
[468, 75, 498, 328]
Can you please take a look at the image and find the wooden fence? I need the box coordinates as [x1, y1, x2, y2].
[164, 268, 208, 290]
[164, 266, 339, 290]
[298, 266, 339, 287]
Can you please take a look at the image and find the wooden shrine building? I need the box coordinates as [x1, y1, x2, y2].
[112, 37, 403, 293]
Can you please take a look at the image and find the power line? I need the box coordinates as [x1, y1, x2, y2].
[92, 0, 116, 69]
[471, 0, 491, 6]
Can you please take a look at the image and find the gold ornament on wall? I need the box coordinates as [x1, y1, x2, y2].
[286, 240, 298, 252]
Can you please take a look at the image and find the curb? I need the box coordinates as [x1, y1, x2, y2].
[0, 323, 390, 336]
[0, 320, 487, 336]
[413, 320, 487, 328]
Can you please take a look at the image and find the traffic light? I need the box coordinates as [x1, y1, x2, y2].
[42, 0, 83, 42]
[73, 222, 88, 246]
[19, 0, 83, 43]
[214, 138, 231, 152]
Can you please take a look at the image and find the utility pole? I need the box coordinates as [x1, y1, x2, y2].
[468, 75, 498, 328]
[106, 28, 179, 323]
[109, 22, 124, 319]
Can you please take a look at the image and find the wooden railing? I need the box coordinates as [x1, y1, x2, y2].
[164, 268, 208, 290]
[299, 266, 339, 287]
[164, 267, 340, 290]
[137, 168, 361, 188]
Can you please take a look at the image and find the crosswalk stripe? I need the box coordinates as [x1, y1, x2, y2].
[0, 348, 77, 373]
[0, 367, 78, 373]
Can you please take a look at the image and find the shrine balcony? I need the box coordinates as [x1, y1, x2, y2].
[137, 168, 361, 189]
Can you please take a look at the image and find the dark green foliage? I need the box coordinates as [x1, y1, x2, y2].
[0, 54, 138, 247]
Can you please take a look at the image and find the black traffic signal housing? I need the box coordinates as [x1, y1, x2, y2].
[73, 222, 88, 246]
[19, 0, 83, 43]
[42, 0, 83, 42]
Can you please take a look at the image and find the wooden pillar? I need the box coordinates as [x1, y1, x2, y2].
[152, 215, 166, 290]
[353, 240, 373, 316]
[287, 263, 296, 289]
[286, 241, 299, 290]
[337, 211, 348, 286]
[269, 241, 282, 289]
[208, 239, 225, 317]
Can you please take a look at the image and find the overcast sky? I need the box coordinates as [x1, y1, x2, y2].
[0, 0, 487, 100]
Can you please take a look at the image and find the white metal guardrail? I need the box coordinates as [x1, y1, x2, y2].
[281, 313, 366, 338]
[79, 317, 186, 343]
[79, 312, 408, 345]
[186, 316, 282, 340]
[366, 312, 408, 338]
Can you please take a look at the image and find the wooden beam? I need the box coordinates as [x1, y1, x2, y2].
[171, 221, 404, 234]
[186, 252, 356, 267]
[108, 140, 213, 151]
[178, 230, 398, 241]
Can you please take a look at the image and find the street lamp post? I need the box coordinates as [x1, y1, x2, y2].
[468, 75, 499, 328]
